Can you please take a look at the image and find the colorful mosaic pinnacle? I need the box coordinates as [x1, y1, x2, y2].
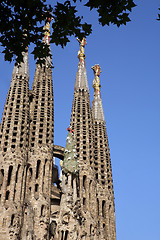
[43, 17, 52, 44]
[61, 127, 79, 175]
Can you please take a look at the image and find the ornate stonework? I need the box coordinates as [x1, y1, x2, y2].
[0, 38, 116, 239]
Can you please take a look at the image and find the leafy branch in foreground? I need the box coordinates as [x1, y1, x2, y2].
[0, 0, 136, 63]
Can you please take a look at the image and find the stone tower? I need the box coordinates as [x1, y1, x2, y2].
[0, 33, 116, 239]
[92, 64, 116, 240]
[0, 51, 29, 239]
[68, 38, 99, 239]
[21, 19, 54, 239]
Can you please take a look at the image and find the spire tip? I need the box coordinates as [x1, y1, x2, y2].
[92, 64, 101, 92]
[77, 37, 87, 63]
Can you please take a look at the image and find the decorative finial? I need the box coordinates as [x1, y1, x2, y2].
[77, 37, 87, 66]
[67, 126, 74, 134]
[92, 64, 101, 93]
[43, 17, 52, 44]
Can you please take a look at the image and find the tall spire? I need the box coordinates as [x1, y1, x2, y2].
[0, 51, 30, 238]
[29, 17, 54, 151]
[22, 18, 54, 240]
[92, 64, 105, 122]
[92, 64, 116, 239]
[74, 38, 89, 91]
[70, 38, 94, 168]
[69, 39, 98, 238]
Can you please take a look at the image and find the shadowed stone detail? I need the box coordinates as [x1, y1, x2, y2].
[53, 145, 64, 160]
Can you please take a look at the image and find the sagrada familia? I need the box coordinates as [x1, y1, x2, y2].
[0, 20, 116, 240]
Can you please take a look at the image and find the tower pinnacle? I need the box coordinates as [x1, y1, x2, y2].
[92, 64, 105, 122]
[92, 64, 116, 239]
[77, 37, 86, 65]
[43, 17, 52, 45]
[74, 38, 89, 91]
[12, 50, 29, 79]
[92, 64, 101, 93]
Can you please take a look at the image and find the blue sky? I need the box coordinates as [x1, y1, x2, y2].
[0, 0, 160, 239]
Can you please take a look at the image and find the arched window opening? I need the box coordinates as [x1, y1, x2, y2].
[36, 160, 41, 179]
[7, 166, 13, 186]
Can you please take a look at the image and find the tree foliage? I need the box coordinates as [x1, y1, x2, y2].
[0, 0, 136, 63]
[157, 8, 160, 21]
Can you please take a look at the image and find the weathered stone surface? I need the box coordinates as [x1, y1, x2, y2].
[0, 38, 116, 240]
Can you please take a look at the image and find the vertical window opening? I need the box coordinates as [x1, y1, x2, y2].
[29, 168, 32, 182]
[83, 198, 86, 208]
[71, 175, 74, 188]
[64, 230, 68, 240]
[0, 169, 4, 190]
[89, 180, 92, 201]
[90, 225, 92, 235]
[61, 231, 64, 240]
[83, 175, 87, 191]
[41, 205, 44, 217]
[35, 184, 39, 192]
[6, 190, 10, 200]
[97, 198, 99, 215]
[103, 224, 105, 231]
[102, 200, 106, 218]
[96, 173, 98, 180]
[7, 166, 13, 186]
[11, 214, 14, 226]
[36, 160, 41, 179]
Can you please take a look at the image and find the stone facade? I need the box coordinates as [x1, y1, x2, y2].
[0, 36, 116, 239]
